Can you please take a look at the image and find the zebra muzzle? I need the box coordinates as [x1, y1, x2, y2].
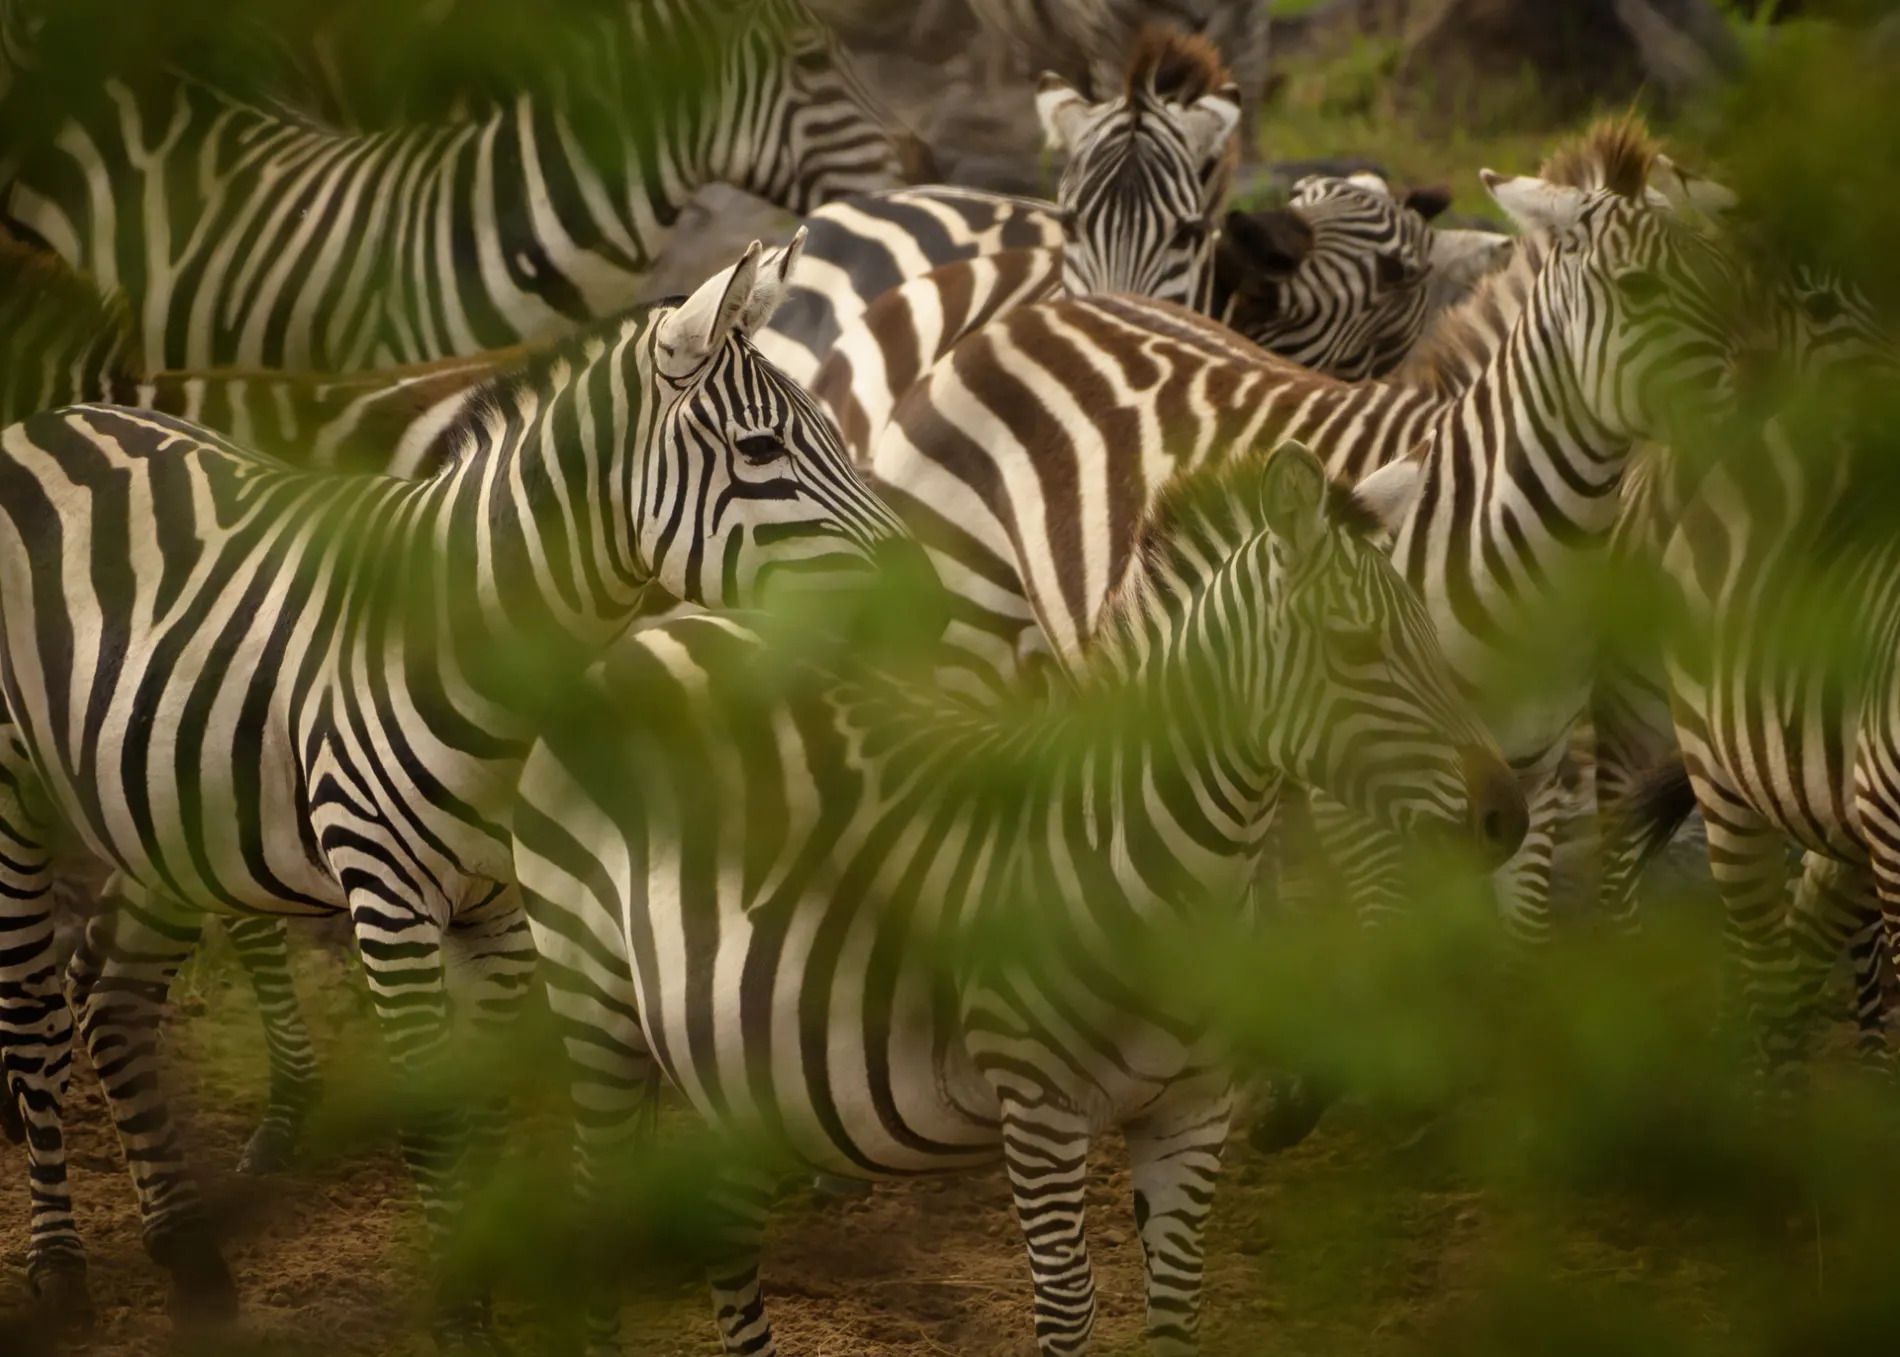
[1461, 747, 1529, 868]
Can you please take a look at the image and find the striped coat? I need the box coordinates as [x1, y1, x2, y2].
[0, 234, 908, 1333]
[512, 445, 1524, 1355]
[5, 0, 914, 370]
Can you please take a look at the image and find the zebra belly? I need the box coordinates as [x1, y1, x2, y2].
[0, 597, 345, 917]
[630, 863, 1004, 1178]
[0, 411, 357, 914]
[1698, 685, 1864, 861]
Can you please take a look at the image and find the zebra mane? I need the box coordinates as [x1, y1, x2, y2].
[436, 308, 660, 468]
[0, 230, 142, 378]
[1125, 25, 1231, 107]
[1539, 113, 1659, 200]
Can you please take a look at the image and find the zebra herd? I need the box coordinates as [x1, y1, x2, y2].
[0, 4, 1890, 1355]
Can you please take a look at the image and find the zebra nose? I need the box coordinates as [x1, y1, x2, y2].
[1461, 747, 1527, 868]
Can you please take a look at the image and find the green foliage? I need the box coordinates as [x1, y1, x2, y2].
[7, 5, 1900, 1355]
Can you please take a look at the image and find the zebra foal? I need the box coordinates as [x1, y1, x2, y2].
[513, 441, 1525, 1356]
[0, 231, 908, 1338]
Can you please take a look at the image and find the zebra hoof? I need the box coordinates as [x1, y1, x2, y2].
[28, 1256, 95, 1334]
[1247, 1076, 1338, 1155]
[154, 1230, 238, 1329]
[236, 1119, 300, 1176]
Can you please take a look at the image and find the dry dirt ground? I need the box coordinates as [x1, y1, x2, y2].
[0, 932, 1754, 1357]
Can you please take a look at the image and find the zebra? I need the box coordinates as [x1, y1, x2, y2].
[1584, 264, 1900, 1072]
[752, 25, 1242, 393]
[1620, 355, 1900, 1088]
[759, 171, 1510, 399]
[4, 0, 920, 372]
[511, 440, 1527, 1357]
[0, 231, 517, 1182]
[0, 231, 911, 1337]
[860, 120, 1742, 975]
[805, 172, 1515, 462]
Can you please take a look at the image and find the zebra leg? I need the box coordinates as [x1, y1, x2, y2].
[1685, 768, 1792, 1075]
[0, 744, 88, 1322]
[1847, 914, 1893, 1067]
[224, 916, 323, 1176]
[343, 887, 491, 1348]
[705, 1158, 782, 1357]
[998, 1096, 1097, 1355]
[1491, 772, 1568, 946]
[72, 879, 236, 1324]
[1769, 854, 1877, 1091]
[441, 892, 537, 1328]
[532, 899, 661, 1357]
[1246, 794, 1401, 1155]
[1125, 1092, 1231, 1356]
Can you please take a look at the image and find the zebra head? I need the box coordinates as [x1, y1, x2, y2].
[645, 230, 910, 607]
[1251, 442, 1527, 863]
[1116, 442, 1525, 865]
[1037, 29, 1240, 309]
[1481, 153, 1743, 443]
[1646, 157, 1896, 384]
[705, 0, 924, 211]
[1213, 174, 1511, 380]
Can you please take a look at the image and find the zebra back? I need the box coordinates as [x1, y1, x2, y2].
[754, 186, 1063, 386]
[870, 119, 1747, 733]
[0, 232, 508, 475]
[6, 0, 917, 371]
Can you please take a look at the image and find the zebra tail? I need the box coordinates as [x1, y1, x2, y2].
[1623, 752, 1698, 868]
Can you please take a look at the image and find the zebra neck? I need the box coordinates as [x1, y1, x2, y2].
[1079, 522, 1284, 846]
[1406, 280, 1639, 579]
[431, 357, 650, 677]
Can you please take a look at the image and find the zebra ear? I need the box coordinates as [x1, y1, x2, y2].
[1223, 209, 1314, 280]
[1481, 169, 1587, 235]
[1258, 440, 1329, 553]
[1429, 228, 1514, 290]
[1349, 445, 1430, 539]
[1651, 154, 1739, 221]
[1403, 184, 1455, 221]
[1181, 84, 1242, 169]
[1036, 73, 1095, 152]
[655, 239, 765, 378]
[736, 227, 807, 337]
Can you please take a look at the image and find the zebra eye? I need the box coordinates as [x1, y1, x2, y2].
[791, 43, 834, 74]
[1614, 269, 1670, 306]
[1374, 253, 1421, 291]
[737, 433, 788, 466]
[1801, 290, 1845, 323]
[1328, 627, 1386, 668]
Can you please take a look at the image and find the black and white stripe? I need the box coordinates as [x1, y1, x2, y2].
[0, 233, 907, 1335]
[864, 124, 1741, 950]
[5, 0, 914, 371]
[512, 443, 1524, 1356]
